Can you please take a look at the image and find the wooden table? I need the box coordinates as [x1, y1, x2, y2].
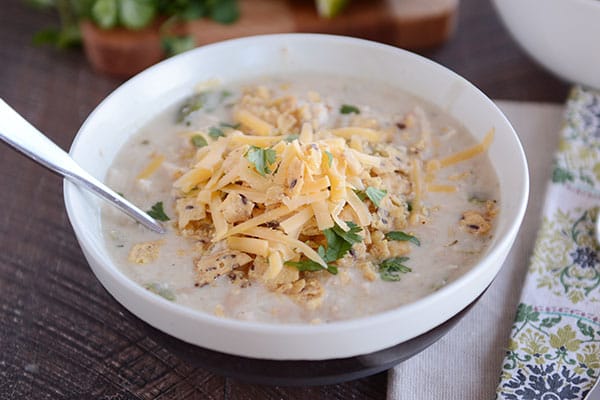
[0, 0, 569, 398]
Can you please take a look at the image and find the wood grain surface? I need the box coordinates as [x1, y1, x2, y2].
[0, 0, 569, 398]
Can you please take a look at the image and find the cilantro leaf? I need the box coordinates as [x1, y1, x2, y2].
[177, 93, 206, 123]
[385, 231, 420, 246]
[284, 134, 299, 142]
[468, 196, 487, 205]
[323, 229, 352, 262]
[285, 221, 362, 275]
[147, 201, 170, 221]
[365, 187, 387, 207]
[208, 126, 225, 138]
[284, 260, 338, 275]
[321, 222, 363, 262]
[144, 283, 176, 301]
[354, 189, 367, 201]
[379, 257, 412, 281]
[191, 135, 208, 148]
[220, 122, 240, 129]
[340, 104, 360, 114]
[325, 150, 333, 167]
[332, 221, 363, 245]
[246, 146, 277, 176]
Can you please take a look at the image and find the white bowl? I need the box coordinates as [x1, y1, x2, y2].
[493, 0, 600, 89]
[64, 34, 528, 361]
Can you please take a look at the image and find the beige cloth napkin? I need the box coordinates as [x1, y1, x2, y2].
[387, 101, 563, 400]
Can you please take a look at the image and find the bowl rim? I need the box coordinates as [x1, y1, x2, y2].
[64, 33, 529, 357]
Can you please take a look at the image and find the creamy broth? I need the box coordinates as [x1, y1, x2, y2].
[102, 75, 499, 324]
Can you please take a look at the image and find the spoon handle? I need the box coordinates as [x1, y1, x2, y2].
[0, 98, 165, 234]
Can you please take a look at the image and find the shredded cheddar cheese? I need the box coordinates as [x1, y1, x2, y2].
[167, 85, 496, 307]
[438, 128, 495, 168]
[234, 109, 275, 136]
[137, 154, 165, 180]
[427, 184, 458, 193]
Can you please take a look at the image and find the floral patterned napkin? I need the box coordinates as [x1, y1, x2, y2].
[497, 86, 600, 399]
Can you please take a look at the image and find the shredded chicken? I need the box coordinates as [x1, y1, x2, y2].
[219, 193, 254, 224]
[460, 211, 492, 235]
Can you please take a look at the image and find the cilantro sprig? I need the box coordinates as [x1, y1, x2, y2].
[385, 231, 421, 246]
[285, 222, 363, 275]
[284, 260, 338, 275]
[379, 257, 412, 281]
[147, 201, 170, 221]
[246, 146, 277, 176]
[355, 187, 387, 207]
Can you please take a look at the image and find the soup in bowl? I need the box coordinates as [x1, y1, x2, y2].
[64, 34, 528, 361]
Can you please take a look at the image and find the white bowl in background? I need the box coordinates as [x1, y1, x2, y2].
[64, 34, 528, 361]
[493, 0, 600, 89]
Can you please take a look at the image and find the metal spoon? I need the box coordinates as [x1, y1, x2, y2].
[0, 98, 166, 234]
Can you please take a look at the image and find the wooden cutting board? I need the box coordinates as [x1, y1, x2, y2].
[188, 0, 458, 49]
[82, 0, 458, 76]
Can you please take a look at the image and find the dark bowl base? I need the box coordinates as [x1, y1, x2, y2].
[140, 288, 486, 386]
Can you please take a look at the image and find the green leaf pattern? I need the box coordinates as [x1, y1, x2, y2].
[499, 306, 600, 398]
[498, 86, 600, 399]
[530, 208, 600, 301]
[552, 87, 600, 194]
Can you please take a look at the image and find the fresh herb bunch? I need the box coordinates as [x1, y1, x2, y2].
[88, 0, 239, 30]
[28, 0, 239, 54]
[29, 0, 91, 48]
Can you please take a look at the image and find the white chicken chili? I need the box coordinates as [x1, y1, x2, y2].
[102, 75, 500, 324]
